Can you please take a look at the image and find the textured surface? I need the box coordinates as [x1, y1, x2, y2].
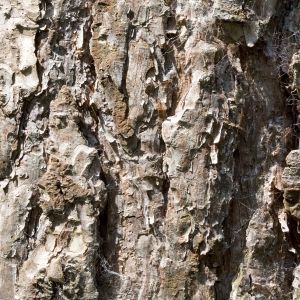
[1, 0, 300, 299]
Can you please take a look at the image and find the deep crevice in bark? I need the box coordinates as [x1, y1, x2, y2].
[96, 171, 121, 300]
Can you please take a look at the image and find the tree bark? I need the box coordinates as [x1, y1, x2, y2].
[0, 0, 300, 299]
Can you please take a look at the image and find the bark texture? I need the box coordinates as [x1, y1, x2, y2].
[1, 0, 300, 299]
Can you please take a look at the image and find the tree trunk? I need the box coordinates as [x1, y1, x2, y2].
[1, 0, 300, 299]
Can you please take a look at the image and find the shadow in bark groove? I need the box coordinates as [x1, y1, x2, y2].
[96, 170, 121, 300]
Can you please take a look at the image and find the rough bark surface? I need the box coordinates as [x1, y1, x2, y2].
[1, 0, 300, 299]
